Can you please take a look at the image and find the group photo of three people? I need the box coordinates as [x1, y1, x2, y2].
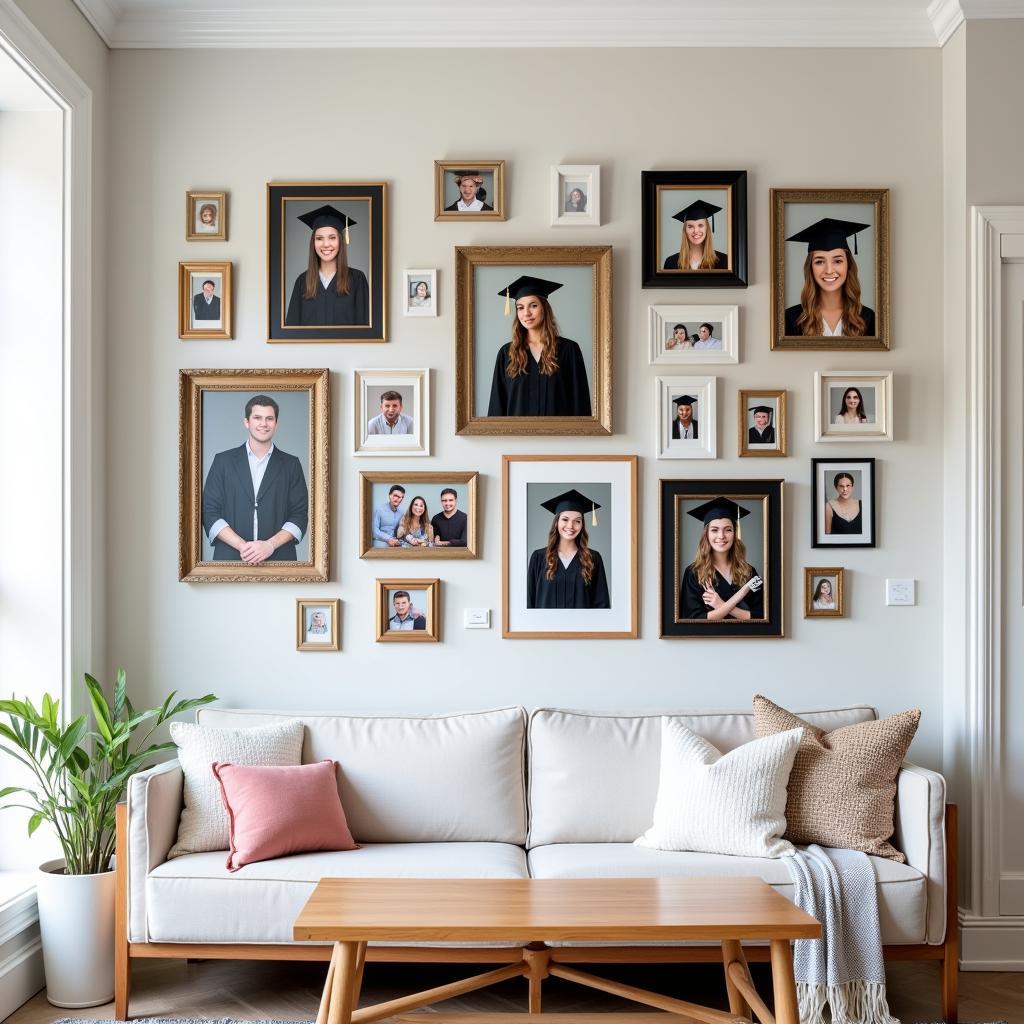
[372, 484, 467, 549]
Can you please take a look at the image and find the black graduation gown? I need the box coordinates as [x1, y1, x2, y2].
[487, 337, 591, 417]
[662, 251, 729, 270]
[748, 425, 775, 444]
[285, 268, 369, 326]
[784, 304, 876, 337]
[672, 419, 698, 440]
[193, 295, 221, 320]
[445, 201, 494, 212]
[678, 565, 763, 620]
[527, 549, 610, 609]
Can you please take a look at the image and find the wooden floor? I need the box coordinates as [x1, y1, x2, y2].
[5, 958, 1021, 1024]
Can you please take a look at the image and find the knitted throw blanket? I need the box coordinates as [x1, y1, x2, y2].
[783, 845, 900, 1024]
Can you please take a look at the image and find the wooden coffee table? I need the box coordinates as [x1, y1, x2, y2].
[292, 876, 820, 1024]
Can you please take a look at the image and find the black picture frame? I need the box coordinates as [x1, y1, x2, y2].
[811, 457, 877, 548]
[267, 181, 387, 344]
[660, 478, 783, 639]
[642, 170, 748, 289]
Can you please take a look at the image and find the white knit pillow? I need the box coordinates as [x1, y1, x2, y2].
[167, 719, 305, 859]
[635, 718, 802, 858]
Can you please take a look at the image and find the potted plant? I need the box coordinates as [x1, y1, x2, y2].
[0, 669, 215, 1007]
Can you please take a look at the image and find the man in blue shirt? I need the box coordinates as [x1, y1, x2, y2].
[372, 484, 405, 547]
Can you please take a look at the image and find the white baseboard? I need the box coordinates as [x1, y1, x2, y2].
[959, 912, 1024, 970]
[0, 890, 45, 1019]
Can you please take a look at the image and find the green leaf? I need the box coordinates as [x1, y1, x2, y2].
[84, 674, 114, 743]
[27, 811, 44, 836]
[0, 785, 26, 798]
[113, 669, 127, 722]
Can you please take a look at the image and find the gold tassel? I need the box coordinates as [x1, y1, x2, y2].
[344, 218, 351, 245]
[503, 287, 511, 317]
[591, 502, 598, 527]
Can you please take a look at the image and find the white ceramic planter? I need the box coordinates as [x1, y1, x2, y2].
[36, 859, 115, 1008]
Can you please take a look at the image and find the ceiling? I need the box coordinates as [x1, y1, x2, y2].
[70, 0, 1024, 50]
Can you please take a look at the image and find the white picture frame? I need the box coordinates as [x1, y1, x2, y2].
[814, 370, 893, 442]
[648, 304, 739, 365]
[354, 368, 430, 457]
[656, 376, 717, 460]
[403, 268, 438, 318]
[551, 164, 601, 227]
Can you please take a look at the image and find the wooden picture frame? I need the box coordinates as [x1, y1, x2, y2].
[641, 170, 748, 288]
[551, 164, 600, 227]
[434, 160, 506, 221]
[353, 368, 430, 457]
[267, 181, 387, 344]
[738, 389, 788, 458]
[296, 598, 341, 650]
[454, 245, 613, 436]
[814, 370, 893, 442]
[648, 304, 739, 365]
[804, 568, 845, 618]
[375, 578, 440, 642]
[359, 471, 478, 558]
[186, 190, 227, 242]
[770, 187, 891, 351]
[178, 368, 330, 582]
[502, 454, 638, 639]
[655, 376, 717, 460]
[660, 478, 784, 639]
[811, 457, 876, 548]
[179, 261, 232, 340]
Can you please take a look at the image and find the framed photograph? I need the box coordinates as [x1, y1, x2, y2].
[641, 170, 748, 288]
[359, 471, 478, 558]
[296, 598, 340, 651]
[434, 160, 506, 221]
[660, 478, 784, 639]
[814, 370, 893, 442]
[178, 368, 330, 583]
[738, 389, 788, 458]
[267, 181, 387, 344]
[454, 245, 612, 436]
[812, 457, 876, 548]
[804, 568, 845, 619]
[179, 262, 232, 340]
[656, 376, 717, 460]
[403, 268, 438, 318]
[353, 369, 429, 457]
[648, 304, 739, 365]
[375, 578, 440, 642]
[551, 164, 600, 227]
[502, 455, 637, 640]
[770, 187, 891, 351]
[186, 190, 227, 241]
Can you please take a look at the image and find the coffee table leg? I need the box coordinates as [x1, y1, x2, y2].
[327, 940, 360, 1024]
[349, 941, 367, 1015]
[721, 940, 751, 1021]
[316, 944, 340, 1024]
[769, 939, 800, 1024]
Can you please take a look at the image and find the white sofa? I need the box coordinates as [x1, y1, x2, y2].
[115, 703, 956, 1020]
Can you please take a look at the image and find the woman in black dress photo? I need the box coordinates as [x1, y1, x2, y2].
[824, 472, 862, 535]
[487, 275, 592, 418]
[663, 199, 728, 271]
[285, 204, 369, 326]
[784, 218, 876, 337]
[678, 497, 763, 620]
[527, 489, 610, 609]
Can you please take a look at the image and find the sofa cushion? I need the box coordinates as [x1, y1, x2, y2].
[527, 705, 876, 848]
[146, 843, 529, 944]
[528, 843, 927, 946]
[196, 706, 527, 844]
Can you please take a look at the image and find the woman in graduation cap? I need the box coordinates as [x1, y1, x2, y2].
[487, 276, 592, 418]
[784, 217, 876, 337]
[663, 199, 728, 271]
[285, 204, 369, 326]
[678, 498, 764, 621]
[527, 489, 610, 609]
[671, 394, 698, 440]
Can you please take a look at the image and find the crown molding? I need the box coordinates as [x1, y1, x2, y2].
[71, 0, 120, 47]
[927, 0, 966, 43]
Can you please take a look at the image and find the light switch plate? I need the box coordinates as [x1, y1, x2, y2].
[885, 579, 916, 606]
[464, 608, 490, 629]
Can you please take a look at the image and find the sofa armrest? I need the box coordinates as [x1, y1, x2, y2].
[893, 762, 947, 945]
[125, 759, 183, 943]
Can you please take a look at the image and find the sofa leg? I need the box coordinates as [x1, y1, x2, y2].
[523, 944, 550, 1013]
[115, 802, 131, 1021]
[941, 803, 959, 1024]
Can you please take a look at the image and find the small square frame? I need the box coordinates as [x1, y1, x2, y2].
[812, 457, 876, 548]
[186, 191, 227, 241]
[403, 269, 438, 318]
[376, 578, 440, 642]
[353, 369, 430, 457]
[738, 389, 788, 458]
[648, 305, 739, 365]
[814, 370, 893, 442]
[656, 376, 716, 460]
[804, 568, 845, 618]
[551, 164, 601, 227]
[179, 262, 232, 340]
[435, 160, 506, 221]
[296, 598, 341, 650]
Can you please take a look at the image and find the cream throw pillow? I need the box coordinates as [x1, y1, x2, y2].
[167, 719, 305, 859]
[635, 718, 802, 858]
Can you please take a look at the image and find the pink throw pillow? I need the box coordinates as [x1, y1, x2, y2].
[212, 759, 358, 871]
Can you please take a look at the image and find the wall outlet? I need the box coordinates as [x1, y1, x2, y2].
[885, 579, 916, 606]
[464, 608, 490, 629]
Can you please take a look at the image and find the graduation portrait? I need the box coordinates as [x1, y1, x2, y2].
[454, 245, 612, 436]
[178, 261, 232, 340]
[660, 478, 783, 639]
[353, 368, 430, 457]
[814, 370, 893, 442]
[186, 190, 227, 241]
[375, 578, 440, 643]
[811, 457, 876, 548]
[267, 182, 387, 343]
[502, 455, 637, 639]
[656, 375, 717, 460]
[641, 170, 748, 288]
[178, 368, 330, 583]
[434, 160, 505, 221]
[738, 389, 787, 458]
[770, 188, 890, 351]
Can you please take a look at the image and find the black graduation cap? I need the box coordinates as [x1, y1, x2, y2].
[751, 405, 773, 417]
[297, 205, 356, 244]
[451, 170, 483, 181]
[672, 199, 722, 232]
[673, 394, 698, 407]
[686, 497, 752, 526]
[540, 488, 601, 526]
[499, 275, 563, 316]
[786, 217, 870, 256]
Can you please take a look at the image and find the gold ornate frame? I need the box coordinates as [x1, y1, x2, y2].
[804, 567, 845, 618]
[185, 190, 227, 242]
[296, 598, 341, 651]
[178, 261, 232, 340]
[178, 368, 330, 582]
[737, 389, 788, 458]
[375, 578, 440, 642]
[434, 160, 506, 221]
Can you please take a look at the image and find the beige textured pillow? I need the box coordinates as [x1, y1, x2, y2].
[752, 694, 920, 862]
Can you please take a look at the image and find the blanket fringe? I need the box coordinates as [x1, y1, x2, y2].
[796, 980, 899, 1024]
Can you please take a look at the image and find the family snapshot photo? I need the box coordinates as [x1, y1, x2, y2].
[296, 598, 340, 650]
[353, 369, 430, 457]
[375, 579, 440, 642]
[648, 304, 739, 365]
